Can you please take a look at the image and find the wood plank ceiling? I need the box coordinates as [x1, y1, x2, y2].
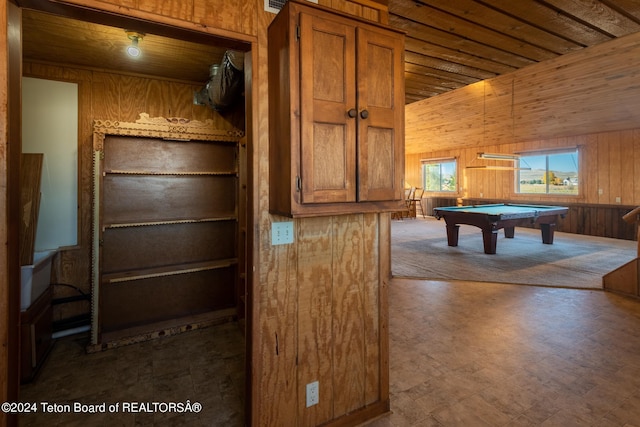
[391, 0, 640, 104]
[21, 1, 640, 104]
[21, 9, 235, 86]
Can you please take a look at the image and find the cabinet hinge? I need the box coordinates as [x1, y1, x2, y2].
[99, 151, 105, 160]
[296, 25, 301, 41]
[296, 176, 302, 191]
[99, 238, 104, 246]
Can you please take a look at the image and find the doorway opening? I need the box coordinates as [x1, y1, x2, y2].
[17, 4, 251, 426]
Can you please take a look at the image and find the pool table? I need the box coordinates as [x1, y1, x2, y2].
[433, 203, 569, 254]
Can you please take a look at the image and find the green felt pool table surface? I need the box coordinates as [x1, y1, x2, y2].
[433, 203, 567, 219]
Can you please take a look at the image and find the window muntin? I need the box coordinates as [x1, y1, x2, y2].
[422, 159, 457, 192]
[517, 149, 579, 195]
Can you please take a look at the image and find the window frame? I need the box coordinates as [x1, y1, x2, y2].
[515, 147, 580, 196]
[421, 157, 458, 193]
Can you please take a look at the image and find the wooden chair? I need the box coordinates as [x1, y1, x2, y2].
[411, 188, 425, 218]
[392, 187, 415, 220]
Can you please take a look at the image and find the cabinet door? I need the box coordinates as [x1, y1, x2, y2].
[356, 27, 404, 202]
[299, 12, 357, 204]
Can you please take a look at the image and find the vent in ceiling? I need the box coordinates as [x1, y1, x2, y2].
[264, 0, 318, 14]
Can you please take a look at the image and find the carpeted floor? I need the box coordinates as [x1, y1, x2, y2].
[391, 216, 637, 289]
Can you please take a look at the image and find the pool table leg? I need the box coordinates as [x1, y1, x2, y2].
[504, 226, 515, 238]
[445, 224, 460, 247]
[481, 229, 498, 254]
[540, 223, 555, 244]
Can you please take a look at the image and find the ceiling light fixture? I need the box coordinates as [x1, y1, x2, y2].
[125, 31, 145, 58]
[477, 152, 520, 160]
[465, 165, 531, 170]
[466, 152, 530, 170]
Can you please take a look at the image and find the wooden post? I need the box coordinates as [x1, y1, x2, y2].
[622, 206, 640, 257]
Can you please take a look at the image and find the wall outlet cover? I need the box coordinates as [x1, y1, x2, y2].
[306, 381, 319, 407]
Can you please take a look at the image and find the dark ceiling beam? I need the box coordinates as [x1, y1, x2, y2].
[404, 37, 520, 75]
[478, 0, 613, 46]
[413, 0, 587, 53]
[541, 0, 640, 37]
[389, 1, 561, 61]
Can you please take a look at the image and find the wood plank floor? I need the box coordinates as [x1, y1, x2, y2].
[373, 279, 640, 426]
[18, 278, 640, 426]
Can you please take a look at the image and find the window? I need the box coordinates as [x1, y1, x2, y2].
[23, 77, 79, 248]
[517, 149, 579, 195]
[422, 158, 457, 192]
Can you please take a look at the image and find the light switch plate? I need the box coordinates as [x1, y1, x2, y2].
[272, 221, 294, 245]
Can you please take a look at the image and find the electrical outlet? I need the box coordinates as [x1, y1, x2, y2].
[272, 221, 294, 245]
[306, 381, 319, 407]
[616, 196, 621, 203]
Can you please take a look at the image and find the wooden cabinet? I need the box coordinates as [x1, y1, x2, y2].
[90, 115, 244, 348]
[20, 287, 53, 383]
[268, 0, 405, 217]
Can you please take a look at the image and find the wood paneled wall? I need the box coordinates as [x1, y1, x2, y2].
[406, 31, 640, 155]
[0, 1, 9, 417]
[1, 2, 23, 423]
[405, 30, 640, 242]
[407, 129, 640, 240]
[259, 213, 390, 426]
[406, 129, 640, 207]
[253, 3, 392, 425]
[14, 1, 392, 427]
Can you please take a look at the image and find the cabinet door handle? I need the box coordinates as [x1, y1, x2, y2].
[360, 110, 369, 119]
[347, 109, 357, 118]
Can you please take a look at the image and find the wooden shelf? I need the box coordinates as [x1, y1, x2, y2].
[103, 258, 238, 284]
[89, 308, 237, 352]
[91, 117, 242, 348]
[104, 169, 237, 176]
[103, 216, 237, 229]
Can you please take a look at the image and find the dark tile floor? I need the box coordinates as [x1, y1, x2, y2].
[19, 278, 640, 426]
[19, 322, 245, 427]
